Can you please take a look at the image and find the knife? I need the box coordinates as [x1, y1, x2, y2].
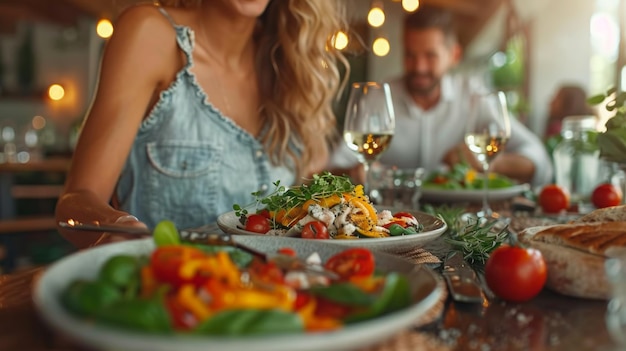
[442, 251, 484, 303]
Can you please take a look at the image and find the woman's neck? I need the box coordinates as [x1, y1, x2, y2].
[196, 2, 258, 70]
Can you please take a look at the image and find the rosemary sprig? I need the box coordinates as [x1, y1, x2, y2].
[422, 204, 509, 265]
[233, 172, 355, 217]
[445, 218, 509, 265]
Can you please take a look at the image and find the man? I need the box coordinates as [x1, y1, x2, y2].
[330, 5, 553, 187]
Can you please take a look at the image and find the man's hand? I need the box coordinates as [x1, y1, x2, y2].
[442, 143, 483, 171]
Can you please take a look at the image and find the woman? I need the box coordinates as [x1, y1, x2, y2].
[56, 0, 348, 248]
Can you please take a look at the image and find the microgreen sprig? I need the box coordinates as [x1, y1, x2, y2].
[233, 172, 355, 218]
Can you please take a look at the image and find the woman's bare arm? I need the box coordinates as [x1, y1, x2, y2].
[56, 6, 180, 248]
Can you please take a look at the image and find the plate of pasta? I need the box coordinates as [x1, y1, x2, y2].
[217, 173, 447, 252]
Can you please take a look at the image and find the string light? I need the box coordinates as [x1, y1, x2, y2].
[367, 6, 385, 28]
[48, 84, 65, 101]
[332, 31, 349, 50]
[96, 19, 114, 39]
[402, 0, 420, 12]
[372, 37, 390, 57]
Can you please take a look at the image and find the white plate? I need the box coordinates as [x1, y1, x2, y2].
[421, 183, 530, 203]
[33, 237, 444, 351]
[217, 210, 447, 252]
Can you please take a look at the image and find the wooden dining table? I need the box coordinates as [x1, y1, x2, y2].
[0, 210, 621, 351]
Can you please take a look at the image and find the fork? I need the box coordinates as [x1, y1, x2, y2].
[58, 220, 338, 279]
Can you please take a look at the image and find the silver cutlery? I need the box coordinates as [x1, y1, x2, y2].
[442, 251, 484, 303]
[58, 219, 338, 279]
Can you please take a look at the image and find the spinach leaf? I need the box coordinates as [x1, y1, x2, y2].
[61, 280, 122, 316]
[344, 273, 411, 324]
[194, 309, 303, 336]
[308, 282, 375, 307]
[93, 296, 172, 333]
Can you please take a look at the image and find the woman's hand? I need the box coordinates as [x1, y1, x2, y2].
[93, 215, 149, 246]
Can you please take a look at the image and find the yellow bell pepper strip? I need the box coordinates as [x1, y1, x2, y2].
[178, 251, 242, 288]
[348, 275, 386, 293]
[295, 293, 343, 332]
[176, 284, 212, 320]
[203, 279, 295, 311]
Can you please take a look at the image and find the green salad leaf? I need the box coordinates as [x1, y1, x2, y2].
[234, 171, 355, 217]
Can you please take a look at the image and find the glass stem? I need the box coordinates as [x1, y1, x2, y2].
[481, 162, 492, 217]
[363, 162, 371, 196]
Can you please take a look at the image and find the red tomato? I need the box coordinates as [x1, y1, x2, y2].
[485, 244, 547, 302]
[150, 246, 206, 286]
[245, 214, 271, 234]
[382, 220, 408, 229]
[324, 248, 375, 280]
[432, 175, 448, 184]
[538, 184, 570, 214]
[394, 212, 416, 221]
[314, 297, 353, 319]
[165, 295, 196, 330]
[591, 183, 623, 208]
[277, 247, 297, 256]
[301, 221, 330, 239]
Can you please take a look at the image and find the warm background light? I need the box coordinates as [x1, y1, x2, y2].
[402, 0, 420, 12]
[48, 84, 65, 101]
[372, 37, 390, 57]
[333, 31, 349, 50]
[31, 115, 46, 130]
[96, 19, 114, 39]
[367, 7, 385, 28]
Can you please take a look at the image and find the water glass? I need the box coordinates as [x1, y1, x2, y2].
[370, 167, 425, 209]
[605, 254, 626, 346]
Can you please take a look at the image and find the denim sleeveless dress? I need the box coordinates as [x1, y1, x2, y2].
[115, 7, 295, 230]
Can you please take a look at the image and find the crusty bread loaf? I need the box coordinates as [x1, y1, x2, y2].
[518, 222, 626, 300]
[573, 205, 626, 224]
[530, 221, 626, 256]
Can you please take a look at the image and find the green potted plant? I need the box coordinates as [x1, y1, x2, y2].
[588, 88, 626, 163]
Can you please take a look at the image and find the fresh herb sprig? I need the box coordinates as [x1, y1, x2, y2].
[422, 205, 508, 265]
[233, 172, 355, 217]
[445, 218, 509, 265]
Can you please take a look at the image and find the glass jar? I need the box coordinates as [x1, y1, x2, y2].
[552, 115, 601, 205]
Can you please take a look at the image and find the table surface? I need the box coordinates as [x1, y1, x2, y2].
[0, 215, 621, 351]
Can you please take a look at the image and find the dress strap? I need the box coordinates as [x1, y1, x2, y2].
[156, 5, 177, 28]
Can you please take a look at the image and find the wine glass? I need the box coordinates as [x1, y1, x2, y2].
[343, 82, 396, 196]
[464, 91, 511, 219]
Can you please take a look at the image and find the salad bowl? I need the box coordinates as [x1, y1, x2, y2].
[33, 236, 444, 351]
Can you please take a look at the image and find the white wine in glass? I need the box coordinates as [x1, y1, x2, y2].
[343, 82, 395, 195]
[464, 91, 511, 218]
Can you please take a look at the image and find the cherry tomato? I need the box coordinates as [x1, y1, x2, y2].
[432, 174, 448, 184]
[314, 297, 353, 319]
[484, 244, 547, 302]
[150, 246, 206, 286]
[538, 184, 570, 214]
[245, 214, 271, 234]
[382, 220, 408, 229]
[301, 221, 330, 239]
[277, 247, 297, 256]
[165, 295, 196, 330]
[324, 248, 375, 280]
[591, 183, 623, 208]
[394, 212, 416, 221]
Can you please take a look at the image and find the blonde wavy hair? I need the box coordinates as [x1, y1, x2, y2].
[158, 0, 349, 179]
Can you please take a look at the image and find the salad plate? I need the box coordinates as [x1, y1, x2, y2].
[217, 209, 447, 252]
[33, 236, 444, 351]
[421, 183, 530, 203]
